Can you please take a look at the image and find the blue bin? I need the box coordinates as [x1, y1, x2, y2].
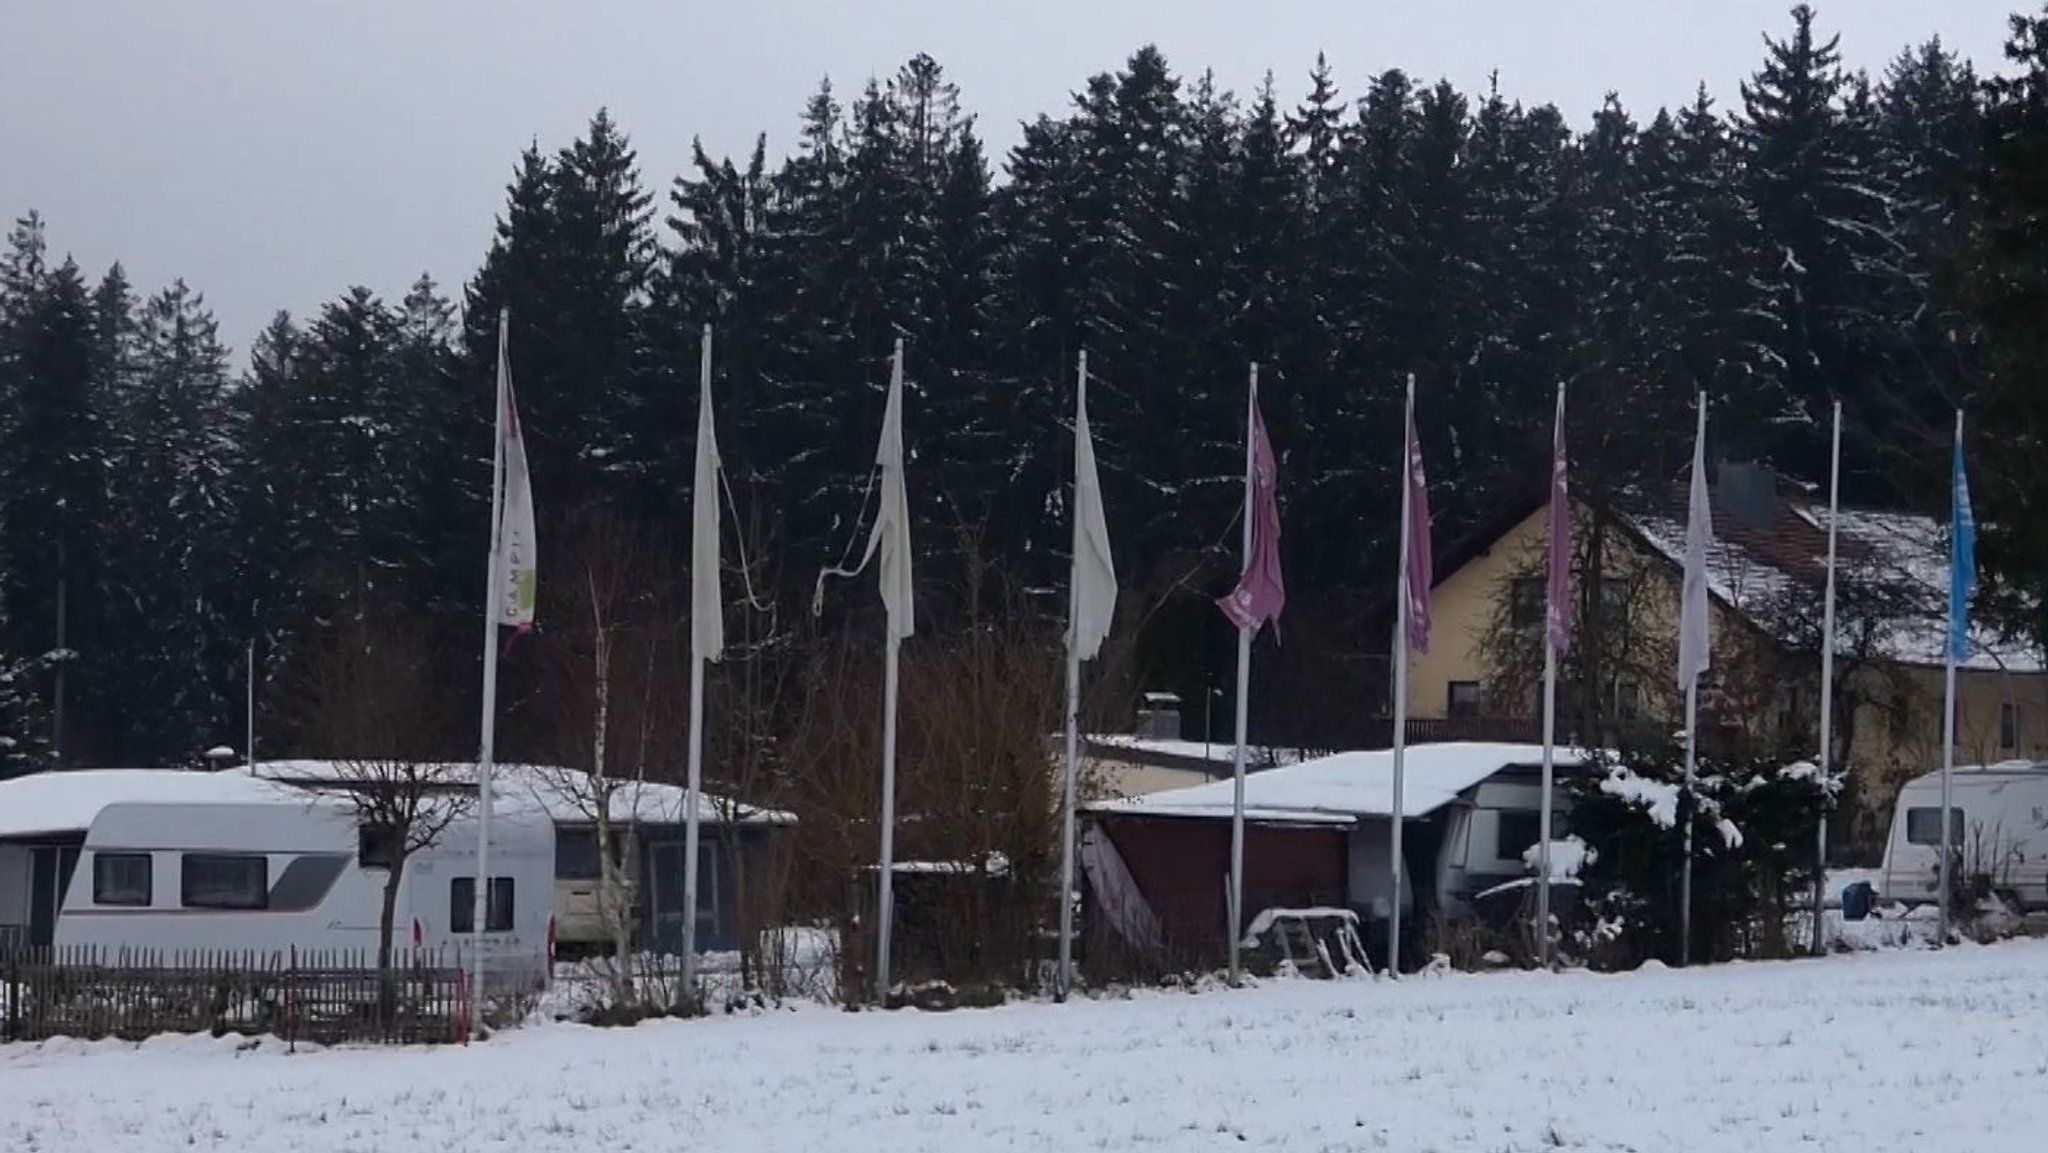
[1841, 880, 1875, 922]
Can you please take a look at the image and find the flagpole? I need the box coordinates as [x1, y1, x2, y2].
[1056, 350, 1089, 1002]
[682, 324, 713, 995]
[1389, 373, 1416, 978]
[1811, 399, 1841, 956]
[1679, 392, 1706, 968]
[1227, 362, 1257, 988]
[471, 307, 511, 1033]
[1938, 409, 1963, 948]
[1537, 381, 1564, 969]
[245, 638, 256, 769]
[874, 338, 906, 1002]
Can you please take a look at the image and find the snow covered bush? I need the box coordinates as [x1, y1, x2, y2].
[1564, 741, 1829, 968]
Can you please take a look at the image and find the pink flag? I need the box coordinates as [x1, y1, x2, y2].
[1219, 397, 1285, 634]
[1403, 394, 1432, 653]
[1546, 383, 1571, 657]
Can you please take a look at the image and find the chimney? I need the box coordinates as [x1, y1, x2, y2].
[1135, 691, 1182, 741]
[1715, 459, 1777, 531]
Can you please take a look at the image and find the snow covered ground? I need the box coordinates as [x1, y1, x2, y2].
[8, 941, 2048, 1151]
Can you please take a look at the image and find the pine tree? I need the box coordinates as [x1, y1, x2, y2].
[100, 281, 240, 762]
[1288, 53, 1347, 208]
[1967, 11, 2048, 641]
[1861, 39, 1984, 492]
[1738, 4, 1896, 473]
[0, 257, 108, 763]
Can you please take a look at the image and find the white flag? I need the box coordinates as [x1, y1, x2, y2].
[691, 326, 723, 662]
[812, 342, 915, 638]
[1676, 394, 1712, 693]
[860, 342, 915, 640]
[494, 320, 537, 631]
[1069, 357, 1116, 661]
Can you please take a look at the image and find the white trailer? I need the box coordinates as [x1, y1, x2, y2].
[1879, 761, 2048, 912]
[0, 768, 554, 988]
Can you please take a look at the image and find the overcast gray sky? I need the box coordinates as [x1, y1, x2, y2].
[0, 0, 2020, 362]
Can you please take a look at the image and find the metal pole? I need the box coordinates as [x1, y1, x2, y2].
[246, 639, 256, 769]
[874, 339, 906, 1003]
[1055, 350, 1089, 1001]
[1537, 379, 1563, 969]
[682, 324, 714, 994]
[1811, 400, 1841, 955]
[471, 308, 511, 1034]
[1680, 679, 1697, 966]
[1677, 392, 1706, 969]
[1938, 408, 1963, 948]
[1389, 374, 1415, 978]
[1227, 363, 1257, 987]
[52, 558, 65, 767]
[1939, 653, 1957, 947]
[875, 633, 902, 999]
[1538, 620, 1557, 967]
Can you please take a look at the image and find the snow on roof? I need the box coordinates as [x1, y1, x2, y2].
[249, 760, 796, 826]
[1896, 759, 2048, 793]
[1087, 742, 1589, 824]
[0, 768, 312, 840]
[1631, 502, 2040, 673]
[1084, 735, 1307, 766]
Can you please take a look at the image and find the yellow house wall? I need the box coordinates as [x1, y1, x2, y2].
[1405, 506, 1548, 719]
[1405, 503, 1754, 722]
[1403, 499, 2048, 830]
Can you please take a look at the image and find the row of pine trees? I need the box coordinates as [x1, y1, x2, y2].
[2, 5, 2043, 771]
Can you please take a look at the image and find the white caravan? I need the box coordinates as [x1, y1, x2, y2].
[1880, 761, 2048, 911]
[0, 768, 554, 988]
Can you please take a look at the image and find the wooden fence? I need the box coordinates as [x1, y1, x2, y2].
[1, 945, 471, 1046]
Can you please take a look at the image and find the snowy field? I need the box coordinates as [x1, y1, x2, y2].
[7, 942, 2048, 1152]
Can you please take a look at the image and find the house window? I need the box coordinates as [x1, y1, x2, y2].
[450, 877, 515, 934]
[1496, 811, 1542, 862]
[1448, 681, 1484, 718]
[2001, 702, 2020, 750]
[1905, 807, 1965, 847]
[358, 824, 403, 869]
[92, 853, 152, 907]
[1509, 578, 1544, 628]
[180, 854, 269, 910]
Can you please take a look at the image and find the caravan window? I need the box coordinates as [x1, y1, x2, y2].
[450, 877, 515, 933]
[180, 854, 269, 910]
[1906, 807, 1965, 847]
[554, 829, 627, 881]
[92, 853, 152, 907]
[1496, 812, 1542, 862]
[358, 824, 404, 869]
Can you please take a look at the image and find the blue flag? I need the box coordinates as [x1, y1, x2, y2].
[1949, 420, 1976, 665]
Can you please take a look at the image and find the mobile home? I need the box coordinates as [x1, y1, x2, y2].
[0, 768, 555, 988]
[1879, 761, 2048, 911]
[251, 761, 796, 958]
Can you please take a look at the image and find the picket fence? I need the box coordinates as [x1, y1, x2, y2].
[0, 945, 470, 1046]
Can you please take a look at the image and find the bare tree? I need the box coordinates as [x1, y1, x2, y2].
[288, 609, 466, 974]
[704, 493, 802, 998]
[1479, 507, 1685, 743]
[526, 507, 687, 1009]
[788, 556, 1062, 1002]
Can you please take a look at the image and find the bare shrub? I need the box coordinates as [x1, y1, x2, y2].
[285, 608, 466, 977]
